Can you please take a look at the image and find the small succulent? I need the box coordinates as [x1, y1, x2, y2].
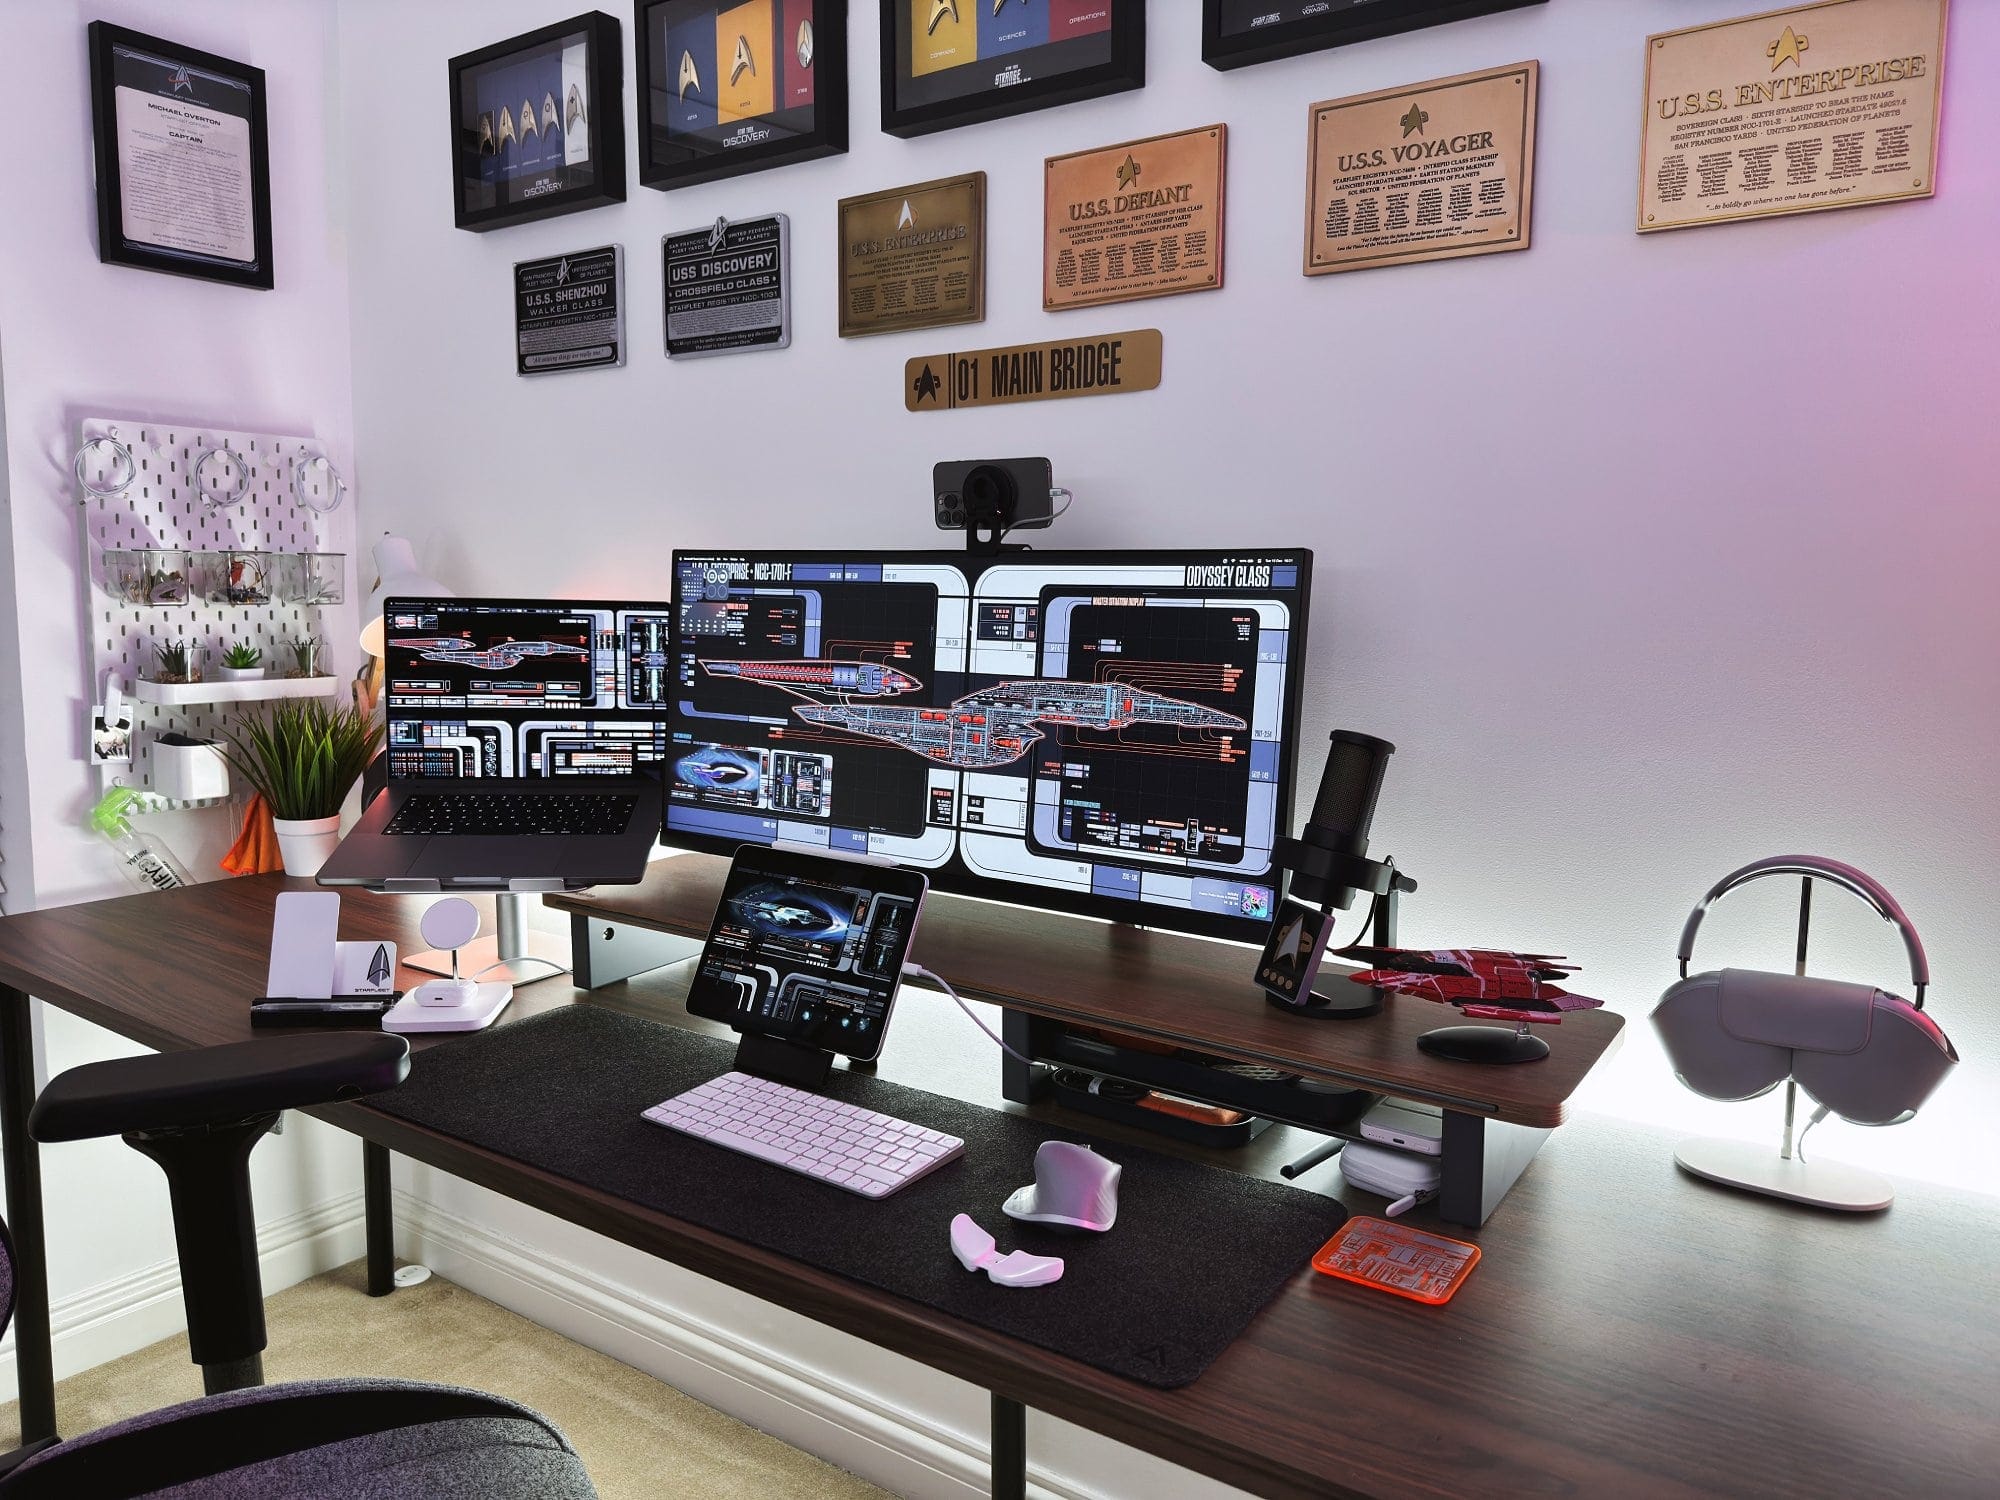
[153, 638, 200, 684]
[222, 640, 263, 670]
[290, 634, 323, 678]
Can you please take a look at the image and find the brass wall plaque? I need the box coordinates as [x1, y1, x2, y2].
[1044, 127, 1226, 311]
[1305, 62, 1538, 276]
[838, 171, 985, 338]
[1639, 0, 1947, 232]
[906, 330, 1163, 412]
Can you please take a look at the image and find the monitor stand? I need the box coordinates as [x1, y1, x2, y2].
[408, 892, 570, 987]
[735, 1029, 835, 1089]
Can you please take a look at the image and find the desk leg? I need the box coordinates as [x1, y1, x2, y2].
[1, 985, 57, 1443]
[1438, 1113, 1550, 1227]
[991, 1392, 1026, 1500]
[364, 1141, 394, 1296]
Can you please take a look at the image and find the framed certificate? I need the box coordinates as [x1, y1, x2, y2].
[449, 11, 625, 232]
[87, 23, 274, 289]
[880, 2, 1145, 139]
[638, 1, 847, 190]
[1202, 1, 1547, 72]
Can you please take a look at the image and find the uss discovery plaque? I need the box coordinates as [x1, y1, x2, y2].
[906, 330, 1162, 413]
[515, 245, 624, 375]
[1306, 62, 1538, 276]
[838, 171, 985, 338]
[664, 213, 790, 359]
[1045, 126, 1226, 311]
[1639, 0, 1947, 233]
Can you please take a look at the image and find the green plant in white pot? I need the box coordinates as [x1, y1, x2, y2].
[221, 700, 383, 876]
[218, 639, 264, 682]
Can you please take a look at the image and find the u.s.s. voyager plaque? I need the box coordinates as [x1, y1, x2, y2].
[1305, 62, 1538, 276]
[1639, 0, 1947, 233]
[1044, 126, 1227, 312]
[837, 172, 985, 338]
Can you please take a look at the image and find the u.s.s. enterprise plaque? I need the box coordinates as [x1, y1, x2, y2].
[1044, 126, 1227, 312]
[1305, 62, 1538, 276]
[1639, 0, 1947, 233]
[837, 171, 985, 338]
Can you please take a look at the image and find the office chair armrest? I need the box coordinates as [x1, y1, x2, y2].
[28, 1034, 410, 1143]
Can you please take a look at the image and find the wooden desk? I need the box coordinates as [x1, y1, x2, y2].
[554, 855, 1626, 1225]
[2, 877, 1996, 1500]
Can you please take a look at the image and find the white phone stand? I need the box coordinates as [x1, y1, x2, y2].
[384, 899, 513, 1035]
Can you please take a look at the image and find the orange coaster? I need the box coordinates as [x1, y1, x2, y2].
[1311, 1216, 1481, 1306]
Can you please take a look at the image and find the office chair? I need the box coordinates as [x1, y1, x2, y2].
[0, 1033, 596, 1498]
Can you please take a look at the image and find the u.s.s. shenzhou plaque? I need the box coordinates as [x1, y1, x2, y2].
[1044, 126, 1227, 312]
[1639, 0, 1947, 233]
[838, 172, 985, 338]
[514, 245, 624, 375]
[1305, 63, 1538, 276]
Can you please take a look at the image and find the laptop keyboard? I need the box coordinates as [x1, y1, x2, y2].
[643, 1071, 965, 1199]
[383, 792, 637, 837]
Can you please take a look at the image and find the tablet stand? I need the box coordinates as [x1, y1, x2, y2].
[734, 1030, 833, 1089]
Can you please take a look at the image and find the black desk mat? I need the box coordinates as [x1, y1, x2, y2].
[370, 1007, 1346, 1388]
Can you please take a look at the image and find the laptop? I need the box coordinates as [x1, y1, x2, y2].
[318, 597, 669, 892]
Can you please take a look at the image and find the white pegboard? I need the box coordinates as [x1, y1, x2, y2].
[75, 415, 359, 805]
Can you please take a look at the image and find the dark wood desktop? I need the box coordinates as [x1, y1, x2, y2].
[1, 876, 1995, 1499]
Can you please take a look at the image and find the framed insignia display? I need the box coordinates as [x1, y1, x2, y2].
[87, 23, 274, 288]
[638, 1, 848, 190]
[449, 11, 625, 232]
[881, 2, 1145, 139]
[1202, 1, 1547, 72]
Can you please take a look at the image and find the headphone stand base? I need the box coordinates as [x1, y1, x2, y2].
[1672, 1136, 1893, 1212]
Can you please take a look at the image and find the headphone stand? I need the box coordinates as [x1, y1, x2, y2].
[1670, 875, 1896, 1212]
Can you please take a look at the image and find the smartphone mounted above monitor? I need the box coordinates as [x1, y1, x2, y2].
[933, 458, 1064, 555]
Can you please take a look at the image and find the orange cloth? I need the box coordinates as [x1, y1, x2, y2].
[220, 793, 283, 876]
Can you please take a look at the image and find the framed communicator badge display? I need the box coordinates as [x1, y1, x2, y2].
[1203, 0, 1547, 71]
[449, 11, 625, 232]
[1638, 0, 1948, 233]
[838, 172, 985, 337]
[1305, 62, 1539, 276]
[1045, 126, 1227, 311]
[637, 0, 848, 190]
[881, 2, 1145, 139]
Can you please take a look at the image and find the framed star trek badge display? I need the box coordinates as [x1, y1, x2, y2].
[1044, 126, 1226, 311]
[838, 172, 985, 337]
[87, 23, 274, 288]
[881, 2, 1145, 139]
[638, 1, 848, 190]
[449, 12, 625, 232]
[1305, 62, 1538, 276]
[1203, 0, 1546, 71]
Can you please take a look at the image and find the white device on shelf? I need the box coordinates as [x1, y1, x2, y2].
[642, 1071, 964, 1200]
[1358, 1099, 1444, 1157]
[1340, 1139, 1442, 1218]
[383, 898, 513, 1035]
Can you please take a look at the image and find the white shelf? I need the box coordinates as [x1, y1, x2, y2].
[130, 676, 341, 706]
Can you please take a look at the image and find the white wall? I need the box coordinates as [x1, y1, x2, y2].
[333, 2, 1997, 1493]
[0, 0, 367, 1396]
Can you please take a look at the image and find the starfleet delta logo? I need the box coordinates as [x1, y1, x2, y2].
[797, 19, 814, 69]
[167, 66, 194, 95]
[708, 216, 729, 252]
[913, 363, 942, 404]
[679, 49, 701, 100]
[1400, 102, 1429, 138]
[897, 199, 915, 232]
[1768, 25, 1810, 71]
[929, 0, 959, 36]
[1116, 154, 1140, 191]
[732, 33, 757, 85]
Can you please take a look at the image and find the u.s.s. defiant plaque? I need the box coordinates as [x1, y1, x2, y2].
[1044, 127, 1226, 311]
[906, 330, 1163, 413]
[838, 171, 985, 338]
[1639, 0, 1947, 233]
[1305, 63, 1538, 276]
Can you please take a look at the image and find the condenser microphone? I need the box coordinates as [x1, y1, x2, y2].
[1287, 731, 1395, 910]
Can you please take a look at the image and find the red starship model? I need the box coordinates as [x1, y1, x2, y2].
[1341, 947, 1605, 1026]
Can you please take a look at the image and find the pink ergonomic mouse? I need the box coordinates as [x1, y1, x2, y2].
[1002, 1141, 1120, 1232]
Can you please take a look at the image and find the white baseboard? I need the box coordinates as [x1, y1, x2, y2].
[393, 1190, 1104, 1500]
[0, 1191, 366, 1406]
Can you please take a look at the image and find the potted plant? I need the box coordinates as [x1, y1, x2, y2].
[220, 700, 383, 876]
[146, 637, 205, 686]
[218, 640, 265, 682]
[288, 633, 323, 679]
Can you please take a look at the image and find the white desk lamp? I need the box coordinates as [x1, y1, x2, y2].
[358, 535, 571, 988]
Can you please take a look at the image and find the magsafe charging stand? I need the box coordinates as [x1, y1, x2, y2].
[384, 898, 514, 1035]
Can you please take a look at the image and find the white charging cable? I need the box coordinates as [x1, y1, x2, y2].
[903, 961, 1037, 1066]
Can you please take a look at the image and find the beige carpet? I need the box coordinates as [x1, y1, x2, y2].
[0, 1260, 891, 1499]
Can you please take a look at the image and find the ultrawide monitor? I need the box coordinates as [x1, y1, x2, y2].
[665, 551, 1312, 944]
[382, 597, 672, 779]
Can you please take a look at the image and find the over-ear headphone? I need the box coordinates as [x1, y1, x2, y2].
[1652, 856, 1957, 1126]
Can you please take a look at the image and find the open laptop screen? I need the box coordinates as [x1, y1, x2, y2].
[382, 597, 670, 779]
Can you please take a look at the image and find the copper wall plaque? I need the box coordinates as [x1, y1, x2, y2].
[838, 171, 985, 337]
[905, 330, 1163, 412]
[1305, 62, 1538, 276]
[1639, 0, 1947, 232]
[1044, 126, 1226, 311]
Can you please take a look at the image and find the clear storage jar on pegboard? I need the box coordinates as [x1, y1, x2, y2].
[105, 548, 194, 606]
